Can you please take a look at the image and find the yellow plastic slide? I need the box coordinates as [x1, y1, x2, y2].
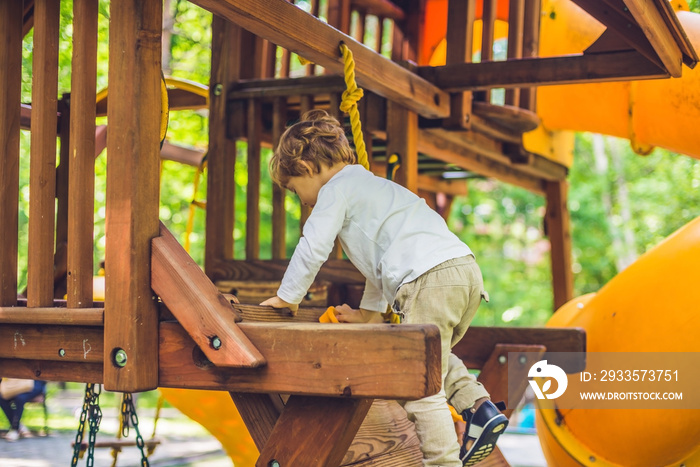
[538, 215, 700, 466]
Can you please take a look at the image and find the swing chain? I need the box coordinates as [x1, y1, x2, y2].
[71, 383, 102, 467]
[122, 393, 150, 467]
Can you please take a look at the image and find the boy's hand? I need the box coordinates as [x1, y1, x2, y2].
[335, 304, 384, 323]
[260, 296, 299, 316]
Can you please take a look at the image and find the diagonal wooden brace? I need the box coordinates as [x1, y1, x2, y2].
[152, 222, 265, 368]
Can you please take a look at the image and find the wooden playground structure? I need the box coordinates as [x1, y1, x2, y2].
[0, 0, 696, 465]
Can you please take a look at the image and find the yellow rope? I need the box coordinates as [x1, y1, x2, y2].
[338, 43, 369, 171]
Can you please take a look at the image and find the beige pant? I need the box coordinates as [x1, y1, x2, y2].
[395, 255, 490, 467]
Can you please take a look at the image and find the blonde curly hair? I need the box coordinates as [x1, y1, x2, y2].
[270, 109, 357, 187]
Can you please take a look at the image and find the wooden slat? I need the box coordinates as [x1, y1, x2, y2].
[505, 0, 525, 106]
[418, 50, 668, 91]
[444, 0, 475, 130]
[209, 259, 365, 285]
[352, 0, 404, 21]
[27, 0, 60, 308]
[386, 101, 418, 192]
[0, 0, 23, 307]
[452, 326, 585, 371]
[189, 0, 449, 119]
[205, 16, 239, 274]
[257, 395, 373, 467]
[246, 98, 262, 260]
[477, 0, 497, 102]
[519, 0, 541, 111]
[159, 320, 442, 399]
[0, 324, 103, 363]
[271, 97, 287, 259]
[0, 307, 103, 326]
[67, 0, 98, 309]
[229, 75, 346, 100]
[104, 0, 162, 392]
[0, 359, 102, 383]
[545, 180, 574, 311]
[622, 0, 683, 76]
[229, 392, 282, 451]
[152, 222, 265, 368]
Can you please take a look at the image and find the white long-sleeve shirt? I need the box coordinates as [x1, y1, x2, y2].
[277, 164, 473, 312]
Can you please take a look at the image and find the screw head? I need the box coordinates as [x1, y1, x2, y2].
[58, 348, 66, 357]
[214, 83, 223, 96]
[519, 355, 527, 365]
[269, 460, 280, 467]
[498, 355, 507, 364]
[114, 349, 128, 367]
[211, 336, 222, 350]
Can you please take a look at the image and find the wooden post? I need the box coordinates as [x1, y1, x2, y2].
[0, 0, 23, 306]
[477, 0, 497, 103]
[520, 0, 541, 111]
[545, 180, 573, 311]
[386, 101, 418, 193]
[505, 0, 525, 106]
[246, 98, 262, 260]
[104, 0, 162, 391]
[444, 0, 475, 130]
[271, 97, 287, 259]
[27, 0, 60, 308]
[67, 0, 98, 308]
[205, 16, 238, 275]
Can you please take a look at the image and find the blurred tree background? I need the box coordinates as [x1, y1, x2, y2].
[15, 1, 700, 328]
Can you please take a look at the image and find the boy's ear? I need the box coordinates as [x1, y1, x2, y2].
[299, 160, 314, 176]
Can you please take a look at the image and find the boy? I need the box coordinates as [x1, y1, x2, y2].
[261, 110, 508, 466]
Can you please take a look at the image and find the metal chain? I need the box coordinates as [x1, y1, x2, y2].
[70, 384, 102, 467]
[124, 393, 150, 467]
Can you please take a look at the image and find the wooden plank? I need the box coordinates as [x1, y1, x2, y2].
[476, 343, 546, 418]
[0, 0, 23, 307]
[505, 0, 525, 106]
[209, 259, 365, 284]
[545, 180, 573, 311]
[386, 101, 418, 192]
[622, 0, 683, 76]
[444, 0, 475, 130]
[0, 359, 102, 383]
[452, 326, 585, 371]
[189, 0, 449, 119]
[328, 0, 352, 34]
[476, 0, 497, 102]
[229, 392, 282, 451]
[271, 97, 287, 259]
[651, 0, 698, 67]
[416, 175, 467, 196]
[257, 395, 373, 467]
[27, 0, 60, 308]
[159, 320, 442, 399]
[67, 0, 98, 309]
[0, 307, 103, 326]
[229, 75, 346, 100]
[152, 222, 265, 368]
[0, 324, 103, 363]
[104, 0, 162, 392]
[246, 98, 262, 259]
[216, 279, 330, 307]
[519, 0, 541, 111]
[418, 50, 668, 91]
[205, 16, 239, 275]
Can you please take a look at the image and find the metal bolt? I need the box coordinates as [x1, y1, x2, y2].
[519, 355, 527, 365]
[589, 455, 596, 462]
[498, 355, 507, 364]
[58, 348, 66, 357]
[214, 83, 223, 96]
[269, 460, 280, 467]
[114, 349, 128, 367]
[211, 336, 222, 350]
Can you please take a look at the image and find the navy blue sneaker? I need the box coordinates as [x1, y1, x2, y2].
[460, 400, 508, 466]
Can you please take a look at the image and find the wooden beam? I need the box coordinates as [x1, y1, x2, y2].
[27, 0, 60, 308]
[505, 0, 525, 106]
[67, 0, 98, 309]
[209, 259, 365, 284]
[104, 0, 162, 392]
[0, 324, 103, 363]
[443, 0, 475, 130]
[151, 222, 266, 368]
[452, 326, 585, 370]
[229, 392, 282, 451]
[519, 0, 541, 111]
[205, 16, 239, 275]
[386, 101, 418, 192]
[257, 396, 373, 467]
[0, 0, 23, 307]
[189, 0, 450, 119]
[621, 0, 683, 76]
[351, 0, 405, 21]
[545, 180, 574, 311]
[0, 359, 102, 383]
[159, 320, 442, 399]
[228, 75, 346, 100]
[416, 176, 467, 197]
[0, 307, 103, 326]
[418, 50, 668, 91]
